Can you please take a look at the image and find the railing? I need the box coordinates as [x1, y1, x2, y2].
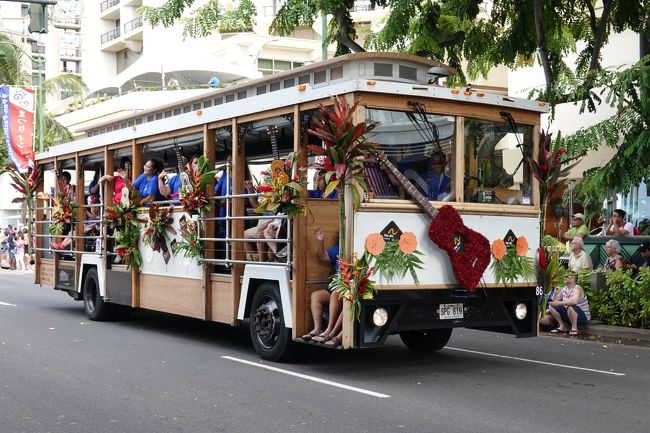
[100, 0, 120, 12]
[30, 44, 45, 54]
[100, 27, 121, 45]
[32, 202, 104, 256]
[53, 17, 81, 26]
[123, 16, 143, 33]
[582, 235, 650, 269]
[60, 48, 82, 58]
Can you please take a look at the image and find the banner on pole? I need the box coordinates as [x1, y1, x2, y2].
[1, 86, 36, 173]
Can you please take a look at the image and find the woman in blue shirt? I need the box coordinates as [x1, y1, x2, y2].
[123, 159, 165, 204]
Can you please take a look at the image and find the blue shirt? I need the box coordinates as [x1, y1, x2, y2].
[327, 245, 339, 273]
[167, 175, 182, 198]
[88, 178, 99, 202]
[425, 173, 451, 200]
[133, 173, 164, 202]
[308, 189, 339, 199]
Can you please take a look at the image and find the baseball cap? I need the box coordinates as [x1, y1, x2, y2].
[640, 242, 650, 252]
[572, 213, 585, 221]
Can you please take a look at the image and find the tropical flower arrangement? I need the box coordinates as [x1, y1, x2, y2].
[536, 246, 567, 317]
[6, 163, 42, 257]
[527, 130, 580, 243]
[143, 204, 176, 262]
[490, 236, 535, 286]
[365, 232, 424, 284]
[255, 153, 306, 218]
[104, 191, 143, 268]
[180, 155, 217, 215]
[49, 193, 75, 235]
[329, 252, 376, 321]
[172, 216, 202, 259]
[308, 96, 378, 256]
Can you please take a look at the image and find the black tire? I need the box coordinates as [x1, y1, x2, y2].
[399, 328, 452, 353]
[83, 267, 115, 321]
[249, 283, 293, 362]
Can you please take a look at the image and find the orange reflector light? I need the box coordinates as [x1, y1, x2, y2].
[464, 90, 472, 95]
[298, 84, 307, 91]
[538, 102, 546, 106]
[196, 109, 203, 116]
[451, 89, 460, 94]
[477, 92, 485, 97]
[367, 80, 376, 85]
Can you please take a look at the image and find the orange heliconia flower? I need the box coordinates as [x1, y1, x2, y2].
[398, 232, 418, 254]
[492, 239, 506, 260]
[365, 233, 386, 256]
[516, 236, 529, 256]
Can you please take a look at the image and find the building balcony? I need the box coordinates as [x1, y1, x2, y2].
[53, 16, 81, 29]
[30, 43, 45, 55]
[60, 48, 82, 60]
[123, 16, 143, 40]
[122, 0, 142, 7]
[100, 27, 127, 52]
[100, 0, 121, 20]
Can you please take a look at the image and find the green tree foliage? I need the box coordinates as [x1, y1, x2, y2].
[0, 34, 86, 167]
[139, 0, 256, 39]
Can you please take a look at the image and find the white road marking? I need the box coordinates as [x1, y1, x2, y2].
[0, 301, 16, 307]
[222, 356, 390, 398]
[446, 347, 626, 376]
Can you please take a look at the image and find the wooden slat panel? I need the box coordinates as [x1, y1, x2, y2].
[304, 199, 340, 281]
[139, 274, 204, 319]
[211, 278, 234, 324]
[292, 104, 307, 338]
[40, 260, 55, 287]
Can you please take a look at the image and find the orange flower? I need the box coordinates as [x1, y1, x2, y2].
[516, 236, 529, 256]
[492, 239, 506, 260]
[398, 232, 417, 254]
[365, 233, 386, 255]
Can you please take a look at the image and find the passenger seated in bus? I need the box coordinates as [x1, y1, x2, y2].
[122, 159, 165, 204]
[308, 173, 338, 199]
[53, 196, 101, 251]
[158, 156, 200, 201]
[88, 171, 101, 204]
[98, 158, 131, 204]
[214, 156, 232, 238]
[243, 180, 274, 261]
[423, 151, 451, 201]
[261, 215, 289, 261]
[58, 171, 76, 198]
[301, 227, 342, 345]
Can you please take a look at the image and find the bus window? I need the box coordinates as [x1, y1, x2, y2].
[365, 108, 456, 201]
[464, 118, 533, 205]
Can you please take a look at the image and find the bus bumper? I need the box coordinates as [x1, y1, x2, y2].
[354, 287, 538, 348]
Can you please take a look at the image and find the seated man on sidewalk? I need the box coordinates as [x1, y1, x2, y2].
[548, 273, 591, 336]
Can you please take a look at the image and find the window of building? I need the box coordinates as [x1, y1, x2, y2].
[257, 58, 304, 76]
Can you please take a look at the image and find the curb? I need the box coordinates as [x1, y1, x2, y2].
[581, 321, 650, 343]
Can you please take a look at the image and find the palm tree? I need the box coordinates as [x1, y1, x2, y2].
[0, 32, 86, 164]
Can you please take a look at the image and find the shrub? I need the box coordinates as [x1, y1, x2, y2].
[588, 268, 650, 328]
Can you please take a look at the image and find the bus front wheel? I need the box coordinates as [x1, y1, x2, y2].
[399, 328, 452, 353]
[83, 267, 115, 321]
[249, 283, 293, 362]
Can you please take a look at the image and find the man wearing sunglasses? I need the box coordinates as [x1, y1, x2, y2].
[425, 151, 451, 201]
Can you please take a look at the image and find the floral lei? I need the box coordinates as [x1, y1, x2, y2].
[104, 191, 143, 268]
[179, 155, 217, 215]
[255, 153, 306, 218]
[49, 193, 75, 235]
[490, 236, 535, 286]
[142, 204, 176, 262]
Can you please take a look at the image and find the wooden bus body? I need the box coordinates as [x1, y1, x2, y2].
[33, 53, 546, 360]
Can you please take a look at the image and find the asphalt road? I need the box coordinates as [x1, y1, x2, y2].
[1, 270, 647, 433]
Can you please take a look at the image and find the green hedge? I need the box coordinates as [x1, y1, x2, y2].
[587, 268, 650, 328]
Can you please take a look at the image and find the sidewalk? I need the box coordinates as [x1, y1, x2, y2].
[542, 320, 650, 346]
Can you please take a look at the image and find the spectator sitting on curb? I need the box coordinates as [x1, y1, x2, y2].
[549, 273, 591, 336]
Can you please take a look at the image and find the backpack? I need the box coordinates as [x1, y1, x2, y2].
[625, 221, 642, 236]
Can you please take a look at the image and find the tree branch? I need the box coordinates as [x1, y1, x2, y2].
[588, 0, 613, 72]
[533, 0, 554, 95]
[332, 9, 366, 53]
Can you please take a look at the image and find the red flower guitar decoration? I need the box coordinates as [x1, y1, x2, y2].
[428, 205, 491, 291]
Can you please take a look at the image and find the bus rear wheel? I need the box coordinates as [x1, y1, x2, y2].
[83, 268, 115, 321]
[249, 283, 293, 362]
[399, 328, 452, 353]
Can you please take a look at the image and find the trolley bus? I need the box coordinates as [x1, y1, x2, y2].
[33, 52, 546, 360]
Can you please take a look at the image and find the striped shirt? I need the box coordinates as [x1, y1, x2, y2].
[561, 284, 591, 320]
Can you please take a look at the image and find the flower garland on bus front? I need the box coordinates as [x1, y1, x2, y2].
[255, 153, 306, 218]
[142, 204, 176, 261]
[172, 217, 202, 259]
[490, 236, 535, 286]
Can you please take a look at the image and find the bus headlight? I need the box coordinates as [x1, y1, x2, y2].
[372, 308, 388, 327]
[515, 303, 527, 320]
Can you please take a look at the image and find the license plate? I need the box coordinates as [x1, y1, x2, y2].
[439, 303, 464, 320]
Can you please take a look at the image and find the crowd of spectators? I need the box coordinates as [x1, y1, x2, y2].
[0, 225, 30, 271]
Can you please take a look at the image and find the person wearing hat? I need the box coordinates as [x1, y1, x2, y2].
[559, 213, 589, 241]
[630, 242, 650, 271]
